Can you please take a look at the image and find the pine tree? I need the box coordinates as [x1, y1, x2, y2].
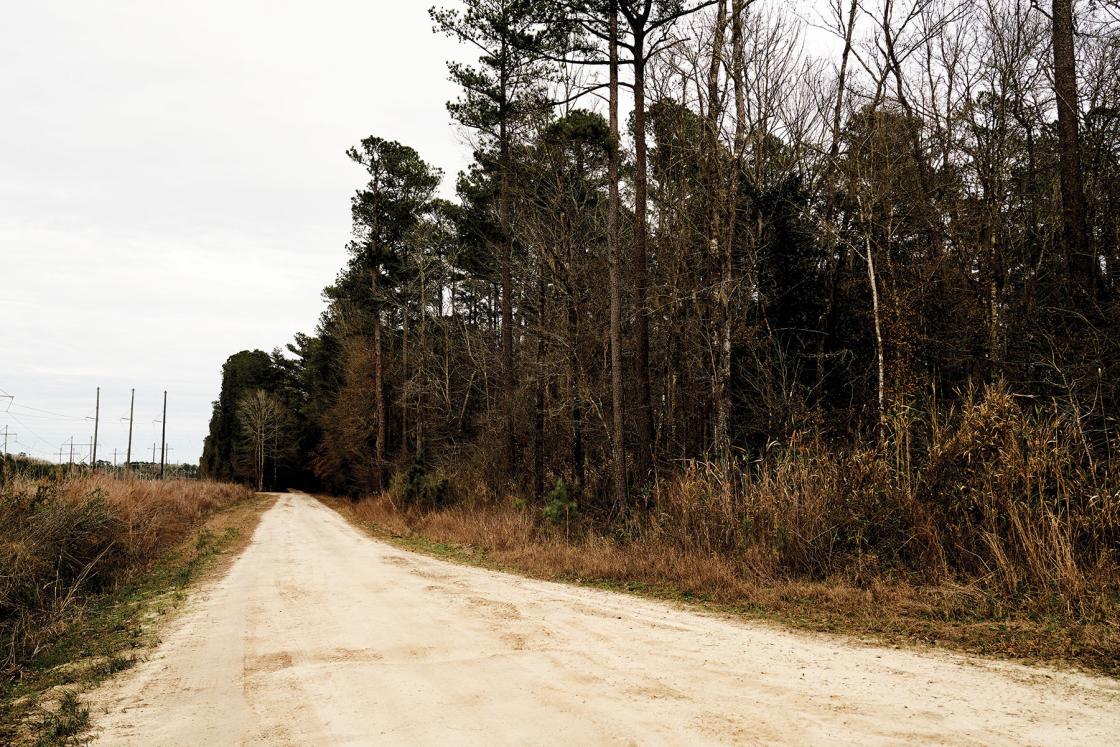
[347, 138, 442, 488]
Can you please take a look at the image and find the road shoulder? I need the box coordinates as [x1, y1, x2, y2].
[3, 492, 276, 746]
[317, 493, 1120, 683]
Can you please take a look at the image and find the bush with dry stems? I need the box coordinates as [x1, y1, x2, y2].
[0, 474, 251, 679]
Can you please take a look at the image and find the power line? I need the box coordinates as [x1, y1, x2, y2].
[2, 412, 55, 450]
[0, 387, 186, 464]
[1, 411, 80, 422]
[0, 385, 103, 423]
[0, 388, 103, 461]
[8, 403, 89, 421]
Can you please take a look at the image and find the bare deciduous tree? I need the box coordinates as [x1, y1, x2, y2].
[237, 389, 288, 493]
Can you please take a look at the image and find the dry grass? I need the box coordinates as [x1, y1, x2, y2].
[341, 386, 1120, 675]
[0, 474, 252, 680]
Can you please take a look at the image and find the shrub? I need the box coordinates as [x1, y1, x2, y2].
[543, 480, 577, 525]
[0, 475, 251, 680]
[389, 461, 450, 509]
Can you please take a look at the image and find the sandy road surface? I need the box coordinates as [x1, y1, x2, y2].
[88, 492, 1118, 745]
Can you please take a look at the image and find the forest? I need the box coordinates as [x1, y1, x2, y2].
[202, 0, 1119, 638]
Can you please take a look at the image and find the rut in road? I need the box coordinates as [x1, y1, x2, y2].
[87, 492, 1119, 745]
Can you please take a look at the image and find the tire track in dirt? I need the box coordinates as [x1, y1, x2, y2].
[86, 493, 1120, 745]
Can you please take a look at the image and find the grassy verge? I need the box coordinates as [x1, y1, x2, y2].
[0, 489, 271, 745]
[321, 494, 1119, 679]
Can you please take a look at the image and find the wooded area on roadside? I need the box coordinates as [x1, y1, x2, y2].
[203, 0, 1119, 619]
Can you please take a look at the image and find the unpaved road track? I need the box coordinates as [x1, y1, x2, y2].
[88, 493, 1119, 745]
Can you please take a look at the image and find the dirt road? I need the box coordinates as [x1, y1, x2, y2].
[88, 492, 1118, 745]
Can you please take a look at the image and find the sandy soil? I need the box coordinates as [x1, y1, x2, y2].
[87, 492, 1119, 745]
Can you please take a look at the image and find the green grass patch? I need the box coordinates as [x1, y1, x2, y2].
[27, 690, 90, 747]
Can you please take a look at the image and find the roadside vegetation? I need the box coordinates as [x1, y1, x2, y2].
[0, 474, 258, 744]
[331, 384, 1118, 676]
[208, 0, 1118, 674]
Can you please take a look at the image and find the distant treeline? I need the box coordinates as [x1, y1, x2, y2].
[0, 454, 56, 482]
[0, 454, 198, 483]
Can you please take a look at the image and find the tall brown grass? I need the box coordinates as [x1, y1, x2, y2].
[0, 474, 251, 678]
[648, 388, 1119, 611]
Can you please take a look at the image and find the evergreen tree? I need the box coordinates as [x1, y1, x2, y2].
[346, 137, 442, 488]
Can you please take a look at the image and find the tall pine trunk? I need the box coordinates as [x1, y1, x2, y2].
[499, 38, 517, 475]
[402, 301, 410, 460]
[631, 31, 655, 485]
[568, 287, 584, 498]
[817, 0, 859, 396]
[372, 266, 386, 490]
[1051, 0, 1092, 290]
[567, 228, 585, 497]
[706, 0, 731, 467]
[534, 270, 547, 502]
[418, 260, 427, 458]
[608, 0, 628, 509]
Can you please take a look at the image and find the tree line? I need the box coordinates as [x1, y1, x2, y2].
[203, 0, 1119, 521]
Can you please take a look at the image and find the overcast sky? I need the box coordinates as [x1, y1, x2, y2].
[1, 1, 472, 465]
[1, 1, 836, 467]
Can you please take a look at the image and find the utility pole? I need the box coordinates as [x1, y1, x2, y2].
[69, 437, 74, 473]
[1, 426, 13, 481]
[126, 387, 135, 468]
[91, 386, 100, 471]
[159, 390, 167, 480]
